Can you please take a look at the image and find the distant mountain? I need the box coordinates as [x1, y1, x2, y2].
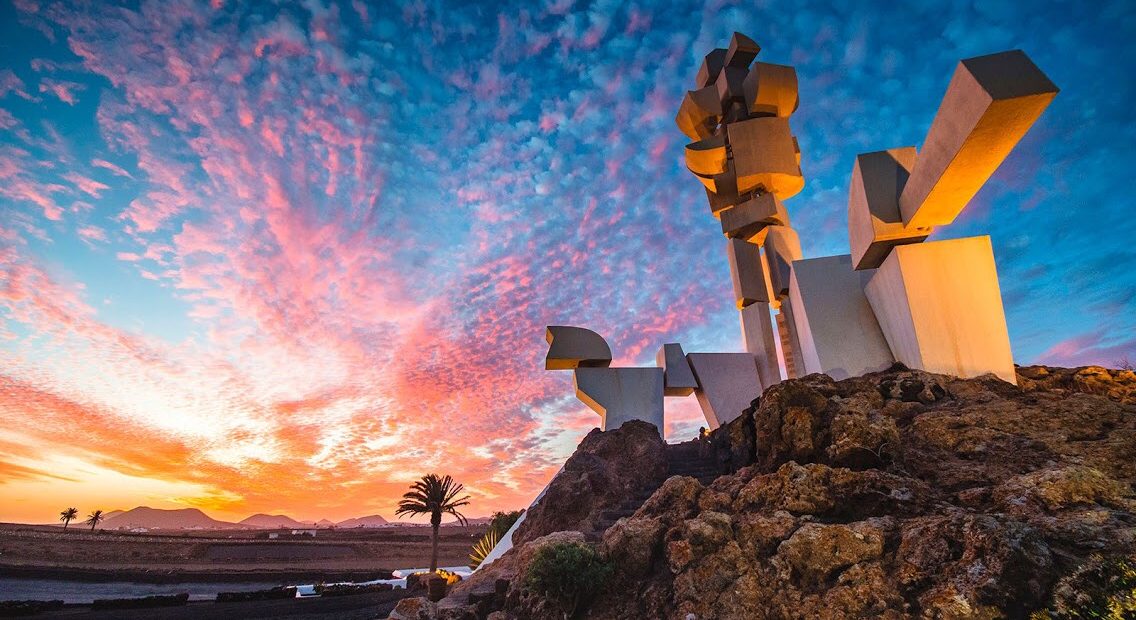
[336, 514, 389, 528]
[239, 513, 308, 529]
[315, 518, 336, 528]
[101, 506, 240, 530]
[102, 510, 125, 520]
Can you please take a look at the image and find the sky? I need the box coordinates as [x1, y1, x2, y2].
[0, 0, 1133, 524]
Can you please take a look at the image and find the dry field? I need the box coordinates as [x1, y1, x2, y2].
[0, 522, 486, 583]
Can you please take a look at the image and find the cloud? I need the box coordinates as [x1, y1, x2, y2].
[0, 0, 1132, 525]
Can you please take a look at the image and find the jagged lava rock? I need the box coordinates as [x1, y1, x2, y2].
[408, 366, 1135, 620]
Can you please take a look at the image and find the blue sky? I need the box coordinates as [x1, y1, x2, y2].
[0, 0, 1133, 522]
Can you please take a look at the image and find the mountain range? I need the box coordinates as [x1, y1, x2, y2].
[95, 506, 406, 530]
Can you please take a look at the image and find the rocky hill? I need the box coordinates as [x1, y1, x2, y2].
[101, 506, 240, 530]
[239, 513, 309, 528]
[394, 365, 1136, 619]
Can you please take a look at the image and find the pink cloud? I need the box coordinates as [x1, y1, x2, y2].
[38, 78, 85, 105]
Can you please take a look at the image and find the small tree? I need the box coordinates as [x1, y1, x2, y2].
[524, 542, 612, 619]
[59, 507, 78, 529]
[395, 474, 470, 572]
[85, 510, 104, 531]
[470, 510, 525, 569]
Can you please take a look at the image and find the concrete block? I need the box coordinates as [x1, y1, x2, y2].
[848, 148, 931, 270]
[676, 86, 723, 141]
[863, 236, 1016, 384]
[696, 48, 728, 88]
[699, 158, 738, 203]
[656, 343, 697, 396]
[716, 66, 748, 105]
[740, 302, 782, 389]
[720, 192, 789, 239]
[726, 238, 771, 308]
[727, 116, 804, 200]
[788, 255, 895, 380]
[762, 225, 802, 297]
[687, 353, 762, 429]
[705, 187, 737, 214]
[545, 326, 612, 370]
[573, 368, 665, 433]
[724, 32, 760, 69]
[684, 135, 728, 177]
[743, 62, 799, 118]
[899, 50, 1058, 229]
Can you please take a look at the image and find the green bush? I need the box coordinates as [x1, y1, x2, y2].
[523, 542, 612, 619]
[1031, 554, 1136, 619]
[489, 510, 523, 536]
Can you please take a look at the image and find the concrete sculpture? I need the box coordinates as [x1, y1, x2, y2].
[849, 50, 1057, 384]
[676, 32, 808, 385]
[677, 35, 1056, 388]
[545, 328, 759, 433]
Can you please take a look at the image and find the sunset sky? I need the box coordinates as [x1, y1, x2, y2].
[1, 0, 1133, 524]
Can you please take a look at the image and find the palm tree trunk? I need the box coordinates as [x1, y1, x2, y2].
[430, 522, 439, 573]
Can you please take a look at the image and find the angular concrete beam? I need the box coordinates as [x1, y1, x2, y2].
[788, 255, 895, 380]
[724, 32, 760, 69]
[656, 343, 698, 397]
[695, 48, 728, 88]
[687, 353, 762, 429]
[726, 237, 772, 308]
[699, 158, 739, 204]
[716, 66, 748, 105]
[848, 148, 931, 270]
[743, 62, 799, 118]
[899, 50, 1058, 229]
[684, 135, 728, 177]
[676, 86, 723, 141]
[545, 326, 612, 370]
[863, 236, 1016, 384]
[762, 225, 802, 297]
[573, 368, 664, 433]
[727, 116, 804, 200]
[740, 302, 782, 389]
[720, 192, 789, 239]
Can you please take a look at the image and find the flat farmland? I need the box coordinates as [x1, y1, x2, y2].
[0, 522, 485, 583]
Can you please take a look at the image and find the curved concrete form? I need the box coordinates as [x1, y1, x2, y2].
[545, 326, 613, 370]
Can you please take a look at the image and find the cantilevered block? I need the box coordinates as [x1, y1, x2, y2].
[899, 50, 1058, 229]
[848, 148, 931, 270]
[720, 192, 789, 239]
[724, 32, 760, 69]
[684, 135, 728, 177]
[545, 326, 612, 370]
[705, 187, 737, 214]
[788, 255, 895, 380]
[716, 66, 748, 105]
[686, 353, 762, 429]
[727, 117, 804, 200]
[573, 368, 665, 433]
[726, 238, 771, 308]
[762, 225, 802, 297]
[696, 48, 728, 88]
[863, 236, 1016, 384]
[699, 158, 738, 202]
[743, 62, 799, 118]
[676, 86, 723, 141]
[740, 302, 781, 389]
[656, 343, 698, 396]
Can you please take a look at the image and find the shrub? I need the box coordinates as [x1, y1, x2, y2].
[523, 542, 612, 619]
[469, 527, 501, 569]
[469, 509, 524, 570]
[1031, 554, 1136, 619]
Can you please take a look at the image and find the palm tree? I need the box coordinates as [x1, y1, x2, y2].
[396, 474, 470, 572]
[85, 510, 104, 531]
[59, 507, 79, 529]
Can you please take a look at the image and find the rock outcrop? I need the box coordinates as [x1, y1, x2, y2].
[396, 365, 1136, 619]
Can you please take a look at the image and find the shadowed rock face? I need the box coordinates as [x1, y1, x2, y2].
[510, 419, 667, 547]
[395, 365, 1136, 620]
